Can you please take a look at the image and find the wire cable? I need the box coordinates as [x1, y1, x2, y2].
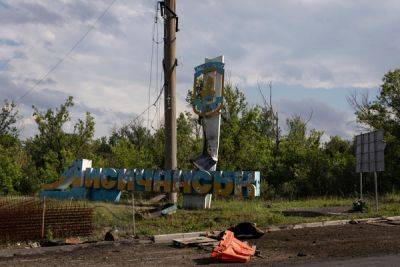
[16, 0, 118, 102]
[131, 83, 165, 125]
[146, 2, 158, 130]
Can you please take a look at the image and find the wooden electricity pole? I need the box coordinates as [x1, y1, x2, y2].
[163, 0, 178, 203]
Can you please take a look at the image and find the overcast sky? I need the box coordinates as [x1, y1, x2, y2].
[1, 0, 399, 140]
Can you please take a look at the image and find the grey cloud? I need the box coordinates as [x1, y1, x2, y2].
[276, 98, 355, 139]
[0, 2, 63, 25]
[177, 0, 400, 88]
[24, 77, 56, 86]
[76, 101, 135, 122]
[0, 74, 67, 109]
[65, 1, 98, 22]
[13, 51, 26, 59]
[0, 74, 133, 138]
[0, 60, 10, 71]
[63, 0, 123, 37]
[1, 0, 398, 139]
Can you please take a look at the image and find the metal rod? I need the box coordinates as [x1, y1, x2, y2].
[132, 192, 136, 236]
[374, 172, 379, 212]
[41, 196, 46, 239]
[360, 172, 363, 200]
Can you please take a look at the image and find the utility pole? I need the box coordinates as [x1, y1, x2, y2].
[163, 0, 178, 203]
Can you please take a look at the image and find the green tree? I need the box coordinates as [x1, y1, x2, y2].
[350, 69, 400, 192]
[109, 120, 156, 169]
[26, 96, 95, 184]
[0, 100, 19, 138]
[0, 100, 25, 194]
[177, 112, 201, 169]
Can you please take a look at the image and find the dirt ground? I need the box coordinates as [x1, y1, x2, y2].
[1, 223, 400, 266]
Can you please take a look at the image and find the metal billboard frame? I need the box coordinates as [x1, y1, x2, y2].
[354, 129, 385, 211]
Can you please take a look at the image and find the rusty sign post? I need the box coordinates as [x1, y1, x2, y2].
[355, 129, 385, 212]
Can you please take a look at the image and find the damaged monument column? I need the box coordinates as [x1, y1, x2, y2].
[184, 55, 225, 209]
[39, 56, 261, 204]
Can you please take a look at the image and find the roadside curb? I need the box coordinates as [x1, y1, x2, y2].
[151, 216, 400, 244]
[265, 215, 400, 232]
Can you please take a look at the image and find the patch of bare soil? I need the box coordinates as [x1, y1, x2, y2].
[1, 223, 400, 266]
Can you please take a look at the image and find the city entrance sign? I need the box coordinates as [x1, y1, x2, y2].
[40, 159, 260, 202]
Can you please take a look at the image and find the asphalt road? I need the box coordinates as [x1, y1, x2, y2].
[292, 254, 400, 267]
[1, 223, 400, 266]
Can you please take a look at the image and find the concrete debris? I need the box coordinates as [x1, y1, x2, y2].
[148, 194, 167, 204]
[161, 204, 177, 216]
[173, 236, 218, 248]
[29, 242, 40, 248]
[153, 231, 215, 244]
[142, 203, 177, 218]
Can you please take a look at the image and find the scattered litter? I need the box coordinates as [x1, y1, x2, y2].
[149, 194, 167, 204]
[65, 237, 83, 245]
[173, 236, 218, 248]
[142, 203, 177, 219]
[161, 204, 177, 216]
[29, 242, 40, 248]
[254, 249, 264, 259]
[351, 199, 367, 212]
[226, 222, 264, 239]
[204, 231, 221, 240]
[211, 230, 256, 263]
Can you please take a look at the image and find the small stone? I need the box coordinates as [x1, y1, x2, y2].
[30, 242, 40, 248]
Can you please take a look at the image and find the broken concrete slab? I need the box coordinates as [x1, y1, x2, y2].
[173, 236, 218, 248]
[161, 204, 177, 215]
[148, 194, 167, 204]
[153, 231, 208, 244]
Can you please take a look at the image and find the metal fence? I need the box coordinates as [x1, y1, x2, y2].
[0, 197, 93, 241]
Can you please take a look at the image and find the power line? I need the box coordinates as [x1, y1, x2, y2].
[16, 0, 118, 102]
[146, 2, 158, 130]
[155, 3, 162, 129]
[131, 83, 165, 125]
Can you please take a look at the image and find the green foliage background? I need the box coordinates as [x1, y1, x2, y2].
[2, 69, 400, 198]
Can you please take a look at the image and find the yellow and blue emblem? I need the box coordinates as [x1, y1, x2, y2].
[192, 61, 225, 117]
